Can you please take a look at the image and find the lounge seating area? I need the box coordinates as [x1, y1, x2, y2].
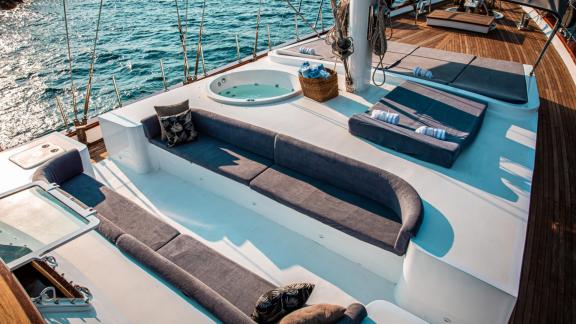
[349, 81, 487, 168]
[282, 38, 529, 104]
[141, 108, 423, 256]
[33, 150, 368, 324]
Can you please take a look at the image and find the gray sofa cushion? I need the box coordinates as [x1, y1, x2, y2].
[150, 135, 272, 185]
[157, 234, 275, 316]
[61, 174, 179, 250]
[33, 150, 179, 250]
[273, 135, 422, 255]
[450, 57, 528, 104]
[191, 109, 277, 160]
[116, 234, 255, 324]
[349, 81, 487, 167]
[388, 55, 474, 84]
[250, 165, 401, 253]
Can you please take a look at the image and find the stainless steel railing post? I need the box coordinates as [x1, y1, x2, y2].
[267, 25, 272, 51]
[112, 75, 122, 108]
[160, 59, 168, 91]
[236, 34, 241, 63]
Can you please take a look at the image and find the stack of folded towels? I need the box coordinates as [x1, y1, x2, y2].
[299, 46, 316, 55]
[415, 126, 446, 140]
[299, 61, 330, 80]
[370, 110, 400, 125]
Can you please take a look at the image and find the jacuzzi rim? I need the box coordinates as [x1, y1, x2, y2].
[206, 69, 302, 106]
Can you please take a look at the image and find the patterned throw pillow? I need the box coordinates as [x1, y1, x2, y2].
[251, 283, 315, 324]
[154, 100, 190, 141]
[159, 109, 198, 147]
[279, 304, 346, 324]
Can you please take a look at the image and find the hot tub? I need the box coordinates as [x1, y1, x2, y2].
[207, 69, 301, 105]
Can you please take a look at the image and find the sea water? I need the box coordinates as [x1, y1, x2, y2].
[218, 84, 293, 100]
[0, 0, 334, 149]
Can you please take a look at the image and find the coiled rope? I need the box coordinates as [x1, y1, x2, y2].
[368, 0, 392, 86]
[325, 0, 354, 92]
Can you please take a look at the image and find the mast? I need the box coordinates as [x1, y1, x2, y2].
[347, 0, 373, 92]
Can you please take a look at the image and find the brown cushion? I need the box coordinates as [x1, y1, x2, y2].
[279, 304, 346, 324]
[154, 100, 190, 140]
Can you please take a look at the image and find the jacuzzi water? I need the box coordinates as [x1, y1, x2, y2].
[218, 84, 294, 100]
[207, 69, 301, 105]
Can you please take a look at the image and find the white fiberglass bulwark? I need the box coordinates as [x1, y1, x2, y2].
[99, 49, 538, 323]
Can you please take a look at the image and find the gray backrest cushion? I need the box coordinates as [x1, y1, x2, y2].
[191, 109, 277, 160]
[141, 115, 162, 140]
[116, 234, 254, 324]
[274, 135, 421, 225]
[32, 149, 84, 185]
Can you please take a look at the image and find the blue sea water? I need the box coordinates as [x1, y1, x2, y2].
[0, 0, 333, 149]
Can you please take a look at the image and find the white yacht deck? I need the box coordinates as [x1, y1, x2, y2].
[99, 55, 538, 299]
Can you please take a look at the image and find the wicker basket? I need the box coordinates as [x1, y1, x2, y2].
[299, 68, 338, 102]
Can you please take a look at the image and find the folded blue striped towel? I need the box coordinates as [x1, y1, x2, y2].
[415, 126, 446, 140]
[371, 110, 400, 125]
[413, 66, 433, 79]
[299, 46, 316, 55]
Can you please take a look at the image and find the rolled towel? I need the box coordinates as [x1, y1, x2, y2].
[413, 66, 433, 79]
[415, 126, 446, 140]
[371, 110, 400, 125]
[299, 61, 311, 78]
[300, 62, 330, 79]
[299, 46, 316, 55]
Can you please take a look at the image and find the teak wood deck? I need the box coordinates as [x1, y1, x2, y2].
[86, 2, 575, 323]
[389, 3, 575, 323]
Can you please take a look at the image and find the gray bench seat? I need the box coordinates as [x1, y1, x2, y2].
[450, 57, 528, 104]
[251, 165, 402, 252]
[142, 109, 275, 185]
[158, 235, 274, 315]
[267, 135, 422, 255]
[32, 150, 179, 250]
[33, 150, 368, 324]
[349, 81, 487, 167]
[149, 136, 272, 185]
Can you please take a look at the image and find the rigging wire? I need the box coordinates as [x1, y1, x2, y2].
[61, 0, 78, 123]
[175, 0, 191, 82]
[82, 0, 104, 122]
[194, 0, 207, 80]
